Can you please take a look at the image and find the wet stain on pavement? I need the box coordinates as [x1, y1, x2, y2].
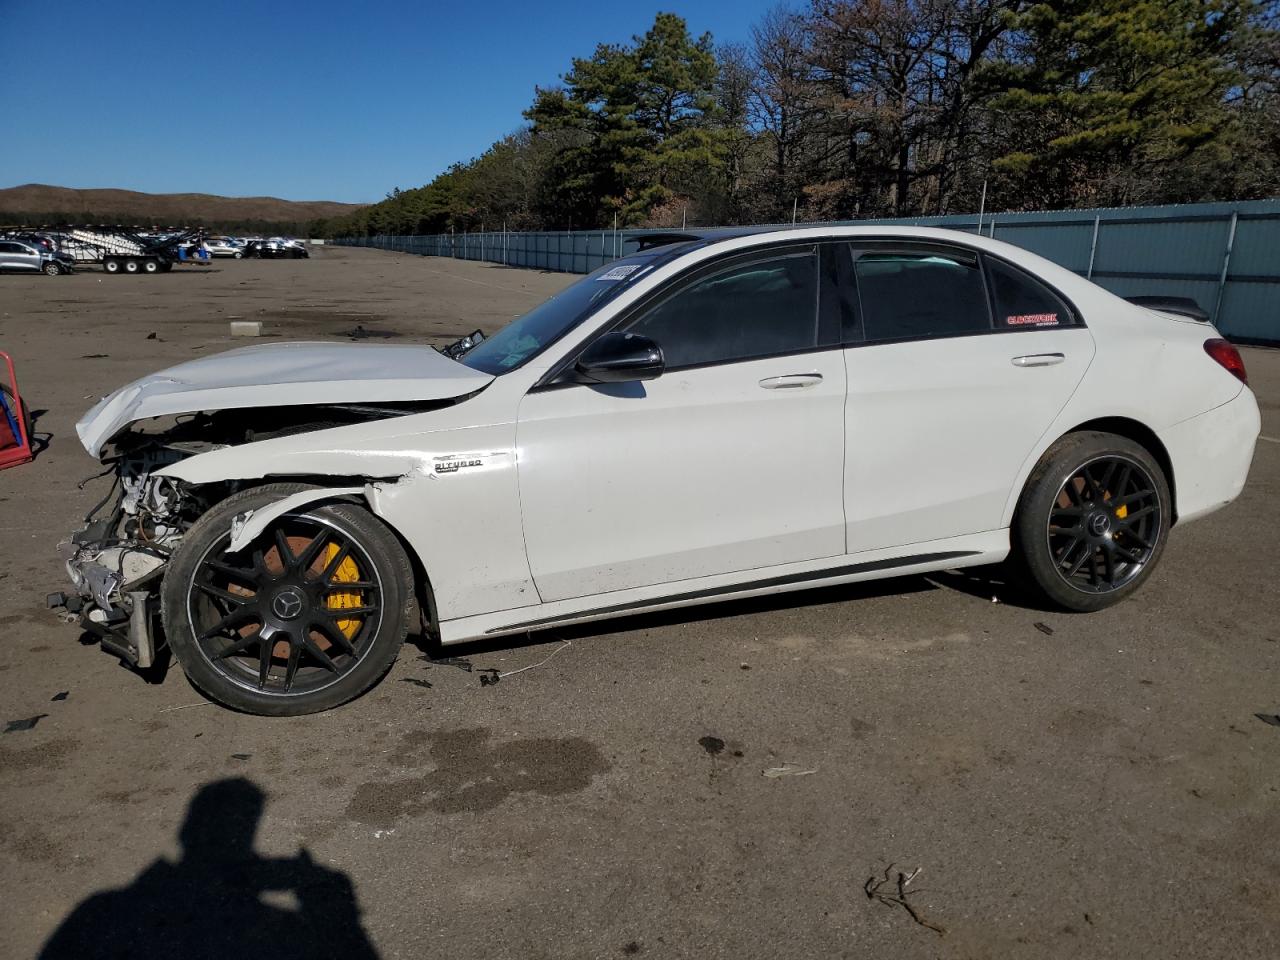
[0, 737, 78, 774]
[345, 727, 609, 826]
[698, 736, 726, 756]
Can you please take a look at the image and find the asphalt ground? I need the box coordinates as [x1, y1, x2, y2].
[1, 246, 1277, 959]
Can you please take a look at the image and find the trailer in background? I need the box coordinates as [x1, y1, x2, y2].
[52, 227, 210, 274]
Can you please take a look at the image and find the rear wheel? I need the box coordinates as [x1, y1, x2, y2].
[1013, 431, 1170, 612]
[162, 484, 414, 715]
[123, 259, 140, 274]
[142, 259, 159, 274]
[103, 258, 120, 274]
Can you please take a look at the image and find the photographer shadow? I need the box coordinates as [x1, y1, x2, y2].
[39, 777, 379, 960]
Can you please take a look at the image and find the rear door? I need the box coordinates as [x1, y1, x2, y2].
[517, 244, 849, 601]
[838, 242, 1094, 552]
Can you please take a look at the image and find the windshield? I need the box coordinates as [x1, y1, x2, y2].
[459, 252, 666, 375]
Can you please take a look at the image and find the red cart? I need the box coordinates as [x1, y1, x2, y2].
[0, 351, 33, 470]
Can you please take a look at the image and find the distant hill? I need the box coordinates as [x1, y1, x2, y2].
[0, 184, 366, 233]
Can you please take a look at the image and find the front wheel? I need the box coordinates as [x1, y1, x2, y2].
[42, 261, 62, 276]
[1012, 431, 1170, 612]
[161, 484, 415, 715]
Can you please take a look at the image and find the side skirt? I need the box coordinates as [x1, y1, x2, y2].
[437, 530, 1009, 644]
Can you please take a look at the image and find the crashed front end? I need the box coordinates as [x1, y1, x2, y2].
[53, 435, 211, 667]
[50, 338, 494, 672]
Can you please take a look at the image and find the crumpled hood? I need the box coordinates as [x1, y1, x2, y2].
[76, 340, 493, 457]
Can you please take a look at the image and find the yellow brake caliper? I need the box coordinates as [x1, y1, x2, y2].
[323, 542, 364, 639]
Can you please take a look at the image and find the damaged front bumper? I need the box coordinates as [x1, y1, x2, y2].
[50, 455, 187, 670]
[50, 536, 168, 669]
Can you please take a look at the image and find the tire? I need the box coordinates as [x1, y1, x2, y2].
[104, 258, 120, 274]
[161, 483, 414, 715]
[124, 259, 140, 274]
[233, 252, 243, 259]
[42, 261, 62, 276]
[142, 259, 159, 274]
[1012, 431, 1171, 612]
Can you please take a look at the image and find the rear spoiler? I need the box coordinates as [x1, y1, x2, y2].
[1124, 296, 1209, 323]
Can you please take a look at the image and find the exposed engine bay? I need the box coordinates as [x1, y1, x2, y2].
[52, 401, 442, 669]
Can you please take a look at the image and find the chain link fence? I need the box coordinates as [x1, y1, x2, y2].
[334, 199, 1280, 343]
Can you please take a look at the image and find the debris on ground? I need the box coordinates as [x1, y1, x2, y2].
[418, 654, 473, 673]
[50, 691, 69, 702]
[79, 354, 109, 359]
[5, 714, 49, 733]
[698, 735, 725, 756]
[399, 678, 432, 689]
[864, 864, 945, 935]
[1255, 713, 1280, 728]
[231, 753, 252, 760]
[478, 668, 502, 686]
[763, 763, 818, 778]
[145, 332, 157, 340]
[484, 639, 572, 684]
[1034, 622, 1055, 636]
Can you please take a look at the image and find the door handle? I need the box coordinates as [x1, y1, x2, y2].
[1011, 353, 1065, 367]
[759, 373, 824, 389]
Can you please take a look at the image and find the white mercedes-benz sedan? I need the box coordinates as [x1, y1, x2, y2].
[58, 226, 1260, 714]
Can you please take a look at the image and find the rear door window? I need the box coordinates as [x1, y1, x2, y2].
[986, 257, 1075, 330]
[849, 246, 992, 342]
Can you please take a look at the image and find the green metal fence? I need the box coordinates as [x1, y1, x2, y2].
[335, 198, 1280, 343]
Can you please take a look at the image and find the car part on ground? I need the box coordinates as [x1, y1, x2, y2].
[53, 224, 1261, 714]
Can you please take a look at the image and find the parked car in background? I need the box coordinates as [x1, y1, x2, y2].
[59, 225, 1260, 715]
[205, 237, 244, 258]
[0, 239, 75, 275]
[244, 239, 309, 259]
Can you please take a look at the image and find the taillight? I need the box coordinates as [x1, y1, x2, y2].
[1204, 338, 1248, 385]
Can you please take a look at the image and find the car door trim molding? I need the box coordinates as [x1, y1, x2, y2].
[483, 549, 978, 634]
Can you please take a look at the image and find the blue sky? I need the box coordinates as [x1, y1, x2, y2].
[1, 0, 781, 204]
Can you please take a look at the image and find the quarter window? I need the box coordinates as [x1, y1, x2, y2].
[851, 247, 992, 341]
[625, 250, 820, 368]
[987, 257, 1074, 329]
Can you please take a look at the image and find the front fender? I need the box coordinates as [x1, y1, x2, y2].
[227, 486, 366, 552]
[159, 417, 539, 624]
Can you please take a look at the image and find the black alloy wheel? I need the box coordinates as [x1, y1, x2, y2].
[188, 515, 383, 696]
[1014, 431, 1171, 612]
[1047, 455, 1163, 594]
[163, 484, 414, 715]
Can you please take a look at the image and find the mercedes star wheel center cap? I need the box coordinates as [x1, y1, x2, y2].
[272, 588, 304, 621]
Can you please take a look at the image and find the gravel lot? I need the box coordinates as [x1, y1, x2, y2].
[1, 245, 1278, 959]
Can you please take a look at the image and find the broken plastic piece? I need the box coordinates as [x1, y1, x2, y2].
[763, 764, 818, 778]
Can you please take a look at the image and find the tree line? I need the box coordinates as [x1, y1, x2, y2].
[322, 1, 1280, 237]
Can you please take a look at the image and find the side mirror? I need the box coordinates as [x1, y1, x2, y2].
[575, 331, 665, 383]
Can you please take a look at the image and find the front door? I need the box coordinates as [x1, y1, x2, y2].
[517, 245, 849, 602]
